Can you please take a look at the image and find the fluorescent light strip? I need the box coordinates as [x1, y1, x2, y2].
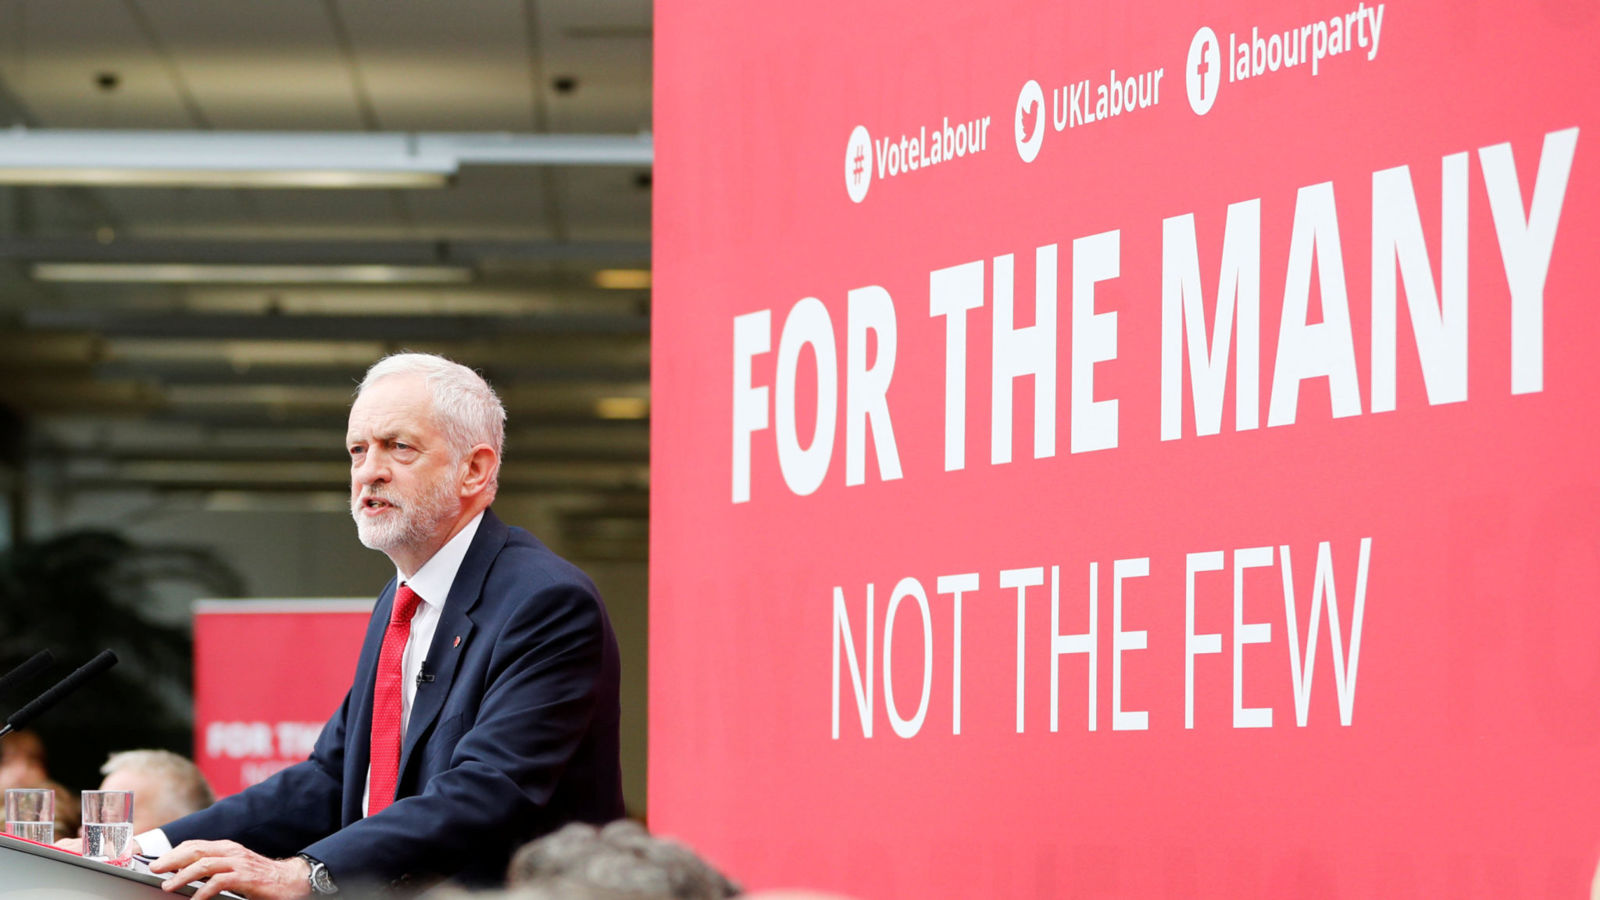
[32, 262, 473, 284]
[0, 130, 651, 189]
[0, 168, 449, 189]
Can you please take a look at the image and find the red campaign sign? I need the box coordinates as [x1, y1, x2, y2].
[192, 600, 372, 798]
[651, 0, 1600, 896]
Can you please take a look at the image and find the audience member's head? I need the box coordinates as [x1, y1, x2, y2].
[98, 749, 215, 833]
[0, 730, 48, 789]
[507, 819, 739, 900]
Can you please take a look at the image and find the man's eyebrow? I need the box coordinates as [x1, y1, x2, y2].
[347, 431, 417, 446]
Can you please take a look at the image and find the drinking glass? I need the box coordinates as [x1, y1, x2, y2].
[4, 788, 54, 843]
[80, 789, 134, 866]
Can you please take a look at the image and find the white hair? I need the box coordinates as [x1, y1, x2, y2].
[358, 352, 507, 487]
[100, 749, 215, 819]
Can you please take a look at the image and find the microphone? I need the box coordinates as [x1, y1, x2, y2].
[0, 650, 54, 702]
[0, 650, 118, 739]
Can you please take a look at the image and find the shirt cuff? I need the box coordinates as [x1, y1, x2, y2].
[136, 828, 173, 856]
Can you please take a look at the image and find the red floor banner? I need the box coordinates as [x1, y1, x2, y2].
[192, 600, 371, 797]
[652, 1, 1599, 896]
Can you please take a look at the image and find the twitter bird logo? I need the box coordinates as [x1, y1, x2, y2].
[1017, 97, 1040, 144]
[1014, 80, 1045, 163]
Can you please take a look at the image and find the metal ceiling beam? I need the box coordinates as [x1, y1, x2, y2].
[31, 420, 649, 453]
[44, 408, 651, 430]
[36, 444, 648, 465]
[25, 310, 649, 339]
[100, 335, 651, 368]
[0, 238, 650, 264]
[89, 361, 651, 386]
[55, 459, 650, 491]
[0, 379, 165, 415]
[0, 130, 654, 187]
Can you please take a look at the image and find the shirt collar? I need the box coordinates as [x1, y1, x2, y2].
[396, 511, 485, 610]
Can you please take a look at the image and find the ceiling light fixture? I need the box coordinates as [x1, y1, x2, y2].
[594, 397, 650, 420]
[593, 269, 651, 290]
[31, 262, 473, 285]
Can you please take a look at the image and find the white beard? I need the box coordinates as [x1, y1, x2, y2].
[352, 474, 460, 556]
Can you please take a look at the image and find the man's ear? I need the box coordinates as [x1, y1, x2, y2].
[459, 444, 499, 497]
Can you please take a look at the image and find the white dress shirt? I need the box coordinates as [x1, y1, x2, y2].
[139, 512, 484, 856]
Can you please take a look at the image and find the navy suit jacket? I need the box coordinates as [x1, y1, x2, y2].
[164, 509, 625, 888]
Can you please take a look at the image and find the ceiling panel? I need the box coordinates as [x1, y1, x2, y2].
[69, 185, 413, 243]
[0, 0, 194, 127]
[15, 282, 188, 314]
[535, 0, 651, 132]
[135, 0, 364, 130]
[401, 166, 554, 239]
[339, 0, 536, 131]
[552, 166, 650, 240]
[84, 186, 260, 238]
[243, 187, 413, 235]
[17, 185, 121, 235]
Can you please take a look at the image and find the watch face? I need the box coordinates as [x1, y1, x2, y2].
[307, 860, 336, 894]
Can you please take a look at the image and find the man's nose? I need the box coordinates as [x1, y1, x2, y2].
[352, 451, 390, 484]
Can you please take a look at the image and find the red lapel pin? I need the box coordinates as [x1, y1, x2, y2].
[453, 635, 461, 648]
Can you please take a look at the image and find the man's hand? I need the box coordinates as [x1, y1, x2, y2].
[150, 840, 310, 900]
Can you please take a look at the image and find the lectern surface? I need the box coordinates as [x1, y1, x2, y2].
[0, 835, 243, 898]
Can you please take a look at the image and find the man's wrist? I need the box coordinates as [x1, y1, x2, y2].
[295, 854, 338, 895]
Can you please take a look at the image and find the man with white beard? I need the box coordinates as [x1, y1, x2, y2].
[130, 353, 625, 897]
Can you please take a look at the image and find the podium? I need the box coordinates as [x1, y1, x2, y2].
[0, 835, 236, 898]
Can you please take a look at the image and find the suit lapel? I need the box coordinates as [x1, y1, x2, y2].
[396, 508, 508, 783]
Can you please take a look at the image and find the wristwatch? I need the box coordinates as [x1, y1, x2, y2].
[298, 854, 339, 895]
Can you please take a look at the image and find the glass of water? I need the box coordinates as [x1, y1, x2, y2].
[4, 788, 54, 843]
[80, 790, 134, 867]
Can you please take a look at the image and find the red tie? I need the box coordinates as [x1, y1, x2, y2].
[369, 584, 421, 815]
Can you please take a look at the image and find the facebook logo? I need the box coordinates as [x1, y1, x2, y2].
[1186, 27, 1222, 115]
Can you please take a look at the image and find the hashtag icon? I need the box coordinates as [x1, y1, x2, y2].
[845, 125, 872, 203]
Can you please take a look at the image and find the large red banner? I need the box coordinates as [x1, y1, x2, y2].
[651, 0, 1600, 896]
[192, 600, 371, 797]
